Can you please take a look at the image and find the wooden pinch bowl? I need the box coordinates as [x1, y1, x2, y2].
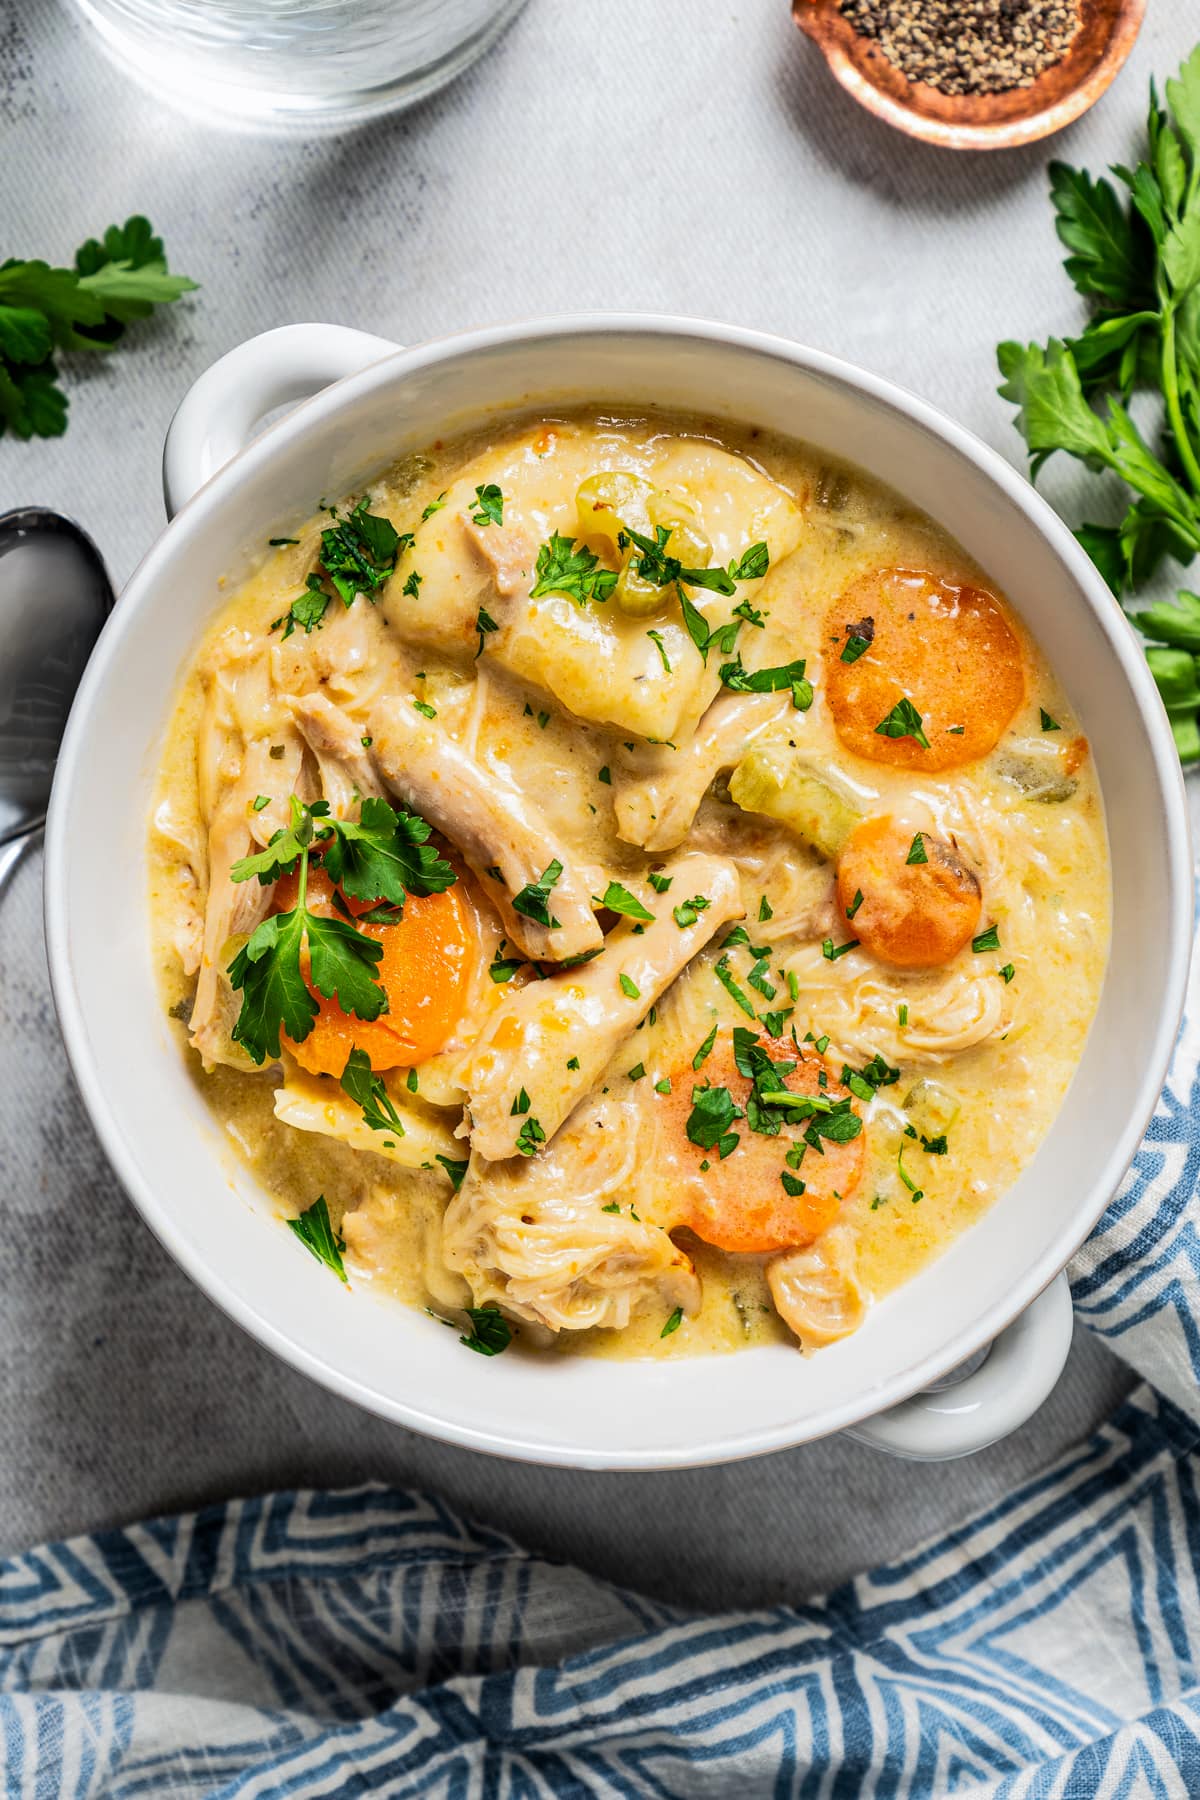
[793, 0, 1146, 150]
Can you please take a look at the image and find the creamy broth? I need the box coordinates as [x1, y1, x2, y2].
[148, 408, 1109, 1360]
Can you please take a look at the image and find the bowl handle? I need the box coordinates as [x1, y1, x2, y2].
[162, 322, 403, 518]
[844, 1272, 1073, 1461]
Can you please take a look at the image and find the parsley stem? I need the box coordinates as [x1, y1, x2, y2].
[1161, 301, 1200, 499]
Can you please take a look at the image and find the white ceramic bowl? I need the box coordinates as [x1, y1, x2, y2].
[44, 316, 1192, 1467]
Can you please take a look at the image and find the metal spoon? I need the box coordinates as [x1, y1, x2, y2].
[0, 508, 114, 897]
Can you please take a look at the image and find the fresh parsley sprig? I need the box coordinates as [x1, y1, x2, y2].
[0, 216, 197, 441]
[997, 45, 1200, 761]
[225, 795, 454, 1065]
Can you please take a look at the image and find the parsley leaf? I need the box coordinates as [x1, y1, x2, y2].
[460, 1305, 512, 1355]
[319, 496, 402, 605]
[530, 532, 618, 606]
[515, 1116, 546, 1157]
[874, 697, 930, 748]
[287, 1195, 347, 1282]
[620, 523, 737, 597]
[596, 879, 655, 922]
[476, 606, 499, 657]
[437, 1154, 469, 1191]
[321, 797, 456, 907]
[340, 1046, 405, 1134]
[511, 859, 563, 930]
[273, 574, 330, 640]
[714, 955, 757, 1019]
[470, 484, 504, 527]
[661, 1306, 684, 1338]
[718, 652, 813, 713]
[686, 1083, 743, 1150]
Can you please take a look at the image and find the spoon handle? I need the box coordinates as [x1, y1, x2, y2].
[0, 829, 38, 899]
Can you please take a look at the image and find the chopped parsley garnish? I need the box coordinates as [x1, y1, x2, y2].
[840, 619, 874, 663]
[781, 1171, 806, 1197]
[515, 1116, 545, 1157]
[906, 832, 928, 865]
[1040, 708, 1061, 731]
[673, 894, 711, 928]
[647, 628, 672, 673]
[898, 1003, 909, 1026]
[972, 923, 1001, 953]
[402, 569, 423, 599]
[530, 532, 617, 606]
[567, 1056, 580, 1071]
[436, 1155, 469, 1192]
[488, 943, 524, 983]
[846, 888, 864, 920]
[648, 871, 672, 893]
[733, 596, 766, 628]
[661, 1306, 684, 1338]
[718, 652, 813, 711]
[747, 959, 776, 999]
[251, 794, 270, 812]
[692, 1021, 719, 1070]
[875, 697, 929, 749]
[557, 946, 604, 969]
[412, 698, 437, 719]
[1000, 963, 1016, 983]
[755, 897, 773, 926]
[511, 859, 564, 929]
[760, 1008, 793, 1038]
[840, 1051, 899, 1103]
[406, 1069, 419, 1093]
[469, 483, 504, 527]
[318, 496, 403, 606]
[537, 710, 550, 730]
[921, 1133, 949, 1154]
[714, 955, 757, 1019]
[627, 1062, 646, 1082]
[420, 491, 448, 521]
[602, 1199, 621, 1214]
[619, 972, 641, 1000]
[598, 765, 612, 785]
[460, 1305, 512, 1355]
[340, 1047, 405, 1135]
[475, 605, 499, 657]
[678, 590, 739, 663]
[269, 536, 299, 548]
[621, 522, 738, 597]
[510, 1087, 532, 1116]
[897, 1142, 923, 1203]
[287, 1195, 347, 1283]
[273, 573, 330, 640]
[596, 880, 655, 922]
[731, 542, 770, 581]
[686, 1083, 743, 1152]
[654, 1076, 672, 1095]
[822, 937, 859, 961]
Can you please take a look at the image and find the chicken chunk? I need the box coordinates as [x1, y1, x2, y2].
[287, 690, 385, 816]
[463, 853, 745, 1159]
[768, 1226, 866, 1350]
[614, 691, 792, 851]
[273, 1067, 462, 1170]
[369, 694, 604, 962]
[442, 1091, 701, 1333]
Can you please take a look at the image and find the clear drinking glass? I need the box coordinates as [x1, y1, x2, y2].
[66, 0, 531, 131]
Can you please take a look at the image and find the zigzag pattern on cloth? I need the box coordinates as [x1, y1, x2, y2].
[2, 1387, 1199, 1797]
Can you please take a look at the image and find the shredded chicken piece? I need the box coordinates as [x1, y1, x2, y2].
[463, 852, 744, 1159]
[614, 692, 792, 851]
[778, 944, 1007, 1066]
[152, 796, 206, 976]
[273, 1067, 462, 1169]
[341, 1182, 472, 1312]
[287, 691, 385, 816]
[369, 694, 604, 962]
[462, 516, 535, 597]
[768, 1226, 866, 1349]
[189, 634, 312, 1066]
[443, 1092, 701, 1332]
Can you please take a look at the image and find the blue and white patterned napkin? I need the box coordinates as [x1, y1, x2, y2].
[3, 960, 1199, 1796]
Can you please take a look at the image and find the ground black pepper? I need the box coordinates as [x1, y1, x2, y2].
[838, 0, 1083, 97]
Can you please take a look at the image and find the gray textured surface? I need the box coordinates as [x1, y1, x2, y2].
[3, 0, 1188, 1607]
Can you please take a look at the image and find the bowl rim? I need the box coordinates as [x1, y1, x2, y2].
[43, 311, 1193, 1466]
